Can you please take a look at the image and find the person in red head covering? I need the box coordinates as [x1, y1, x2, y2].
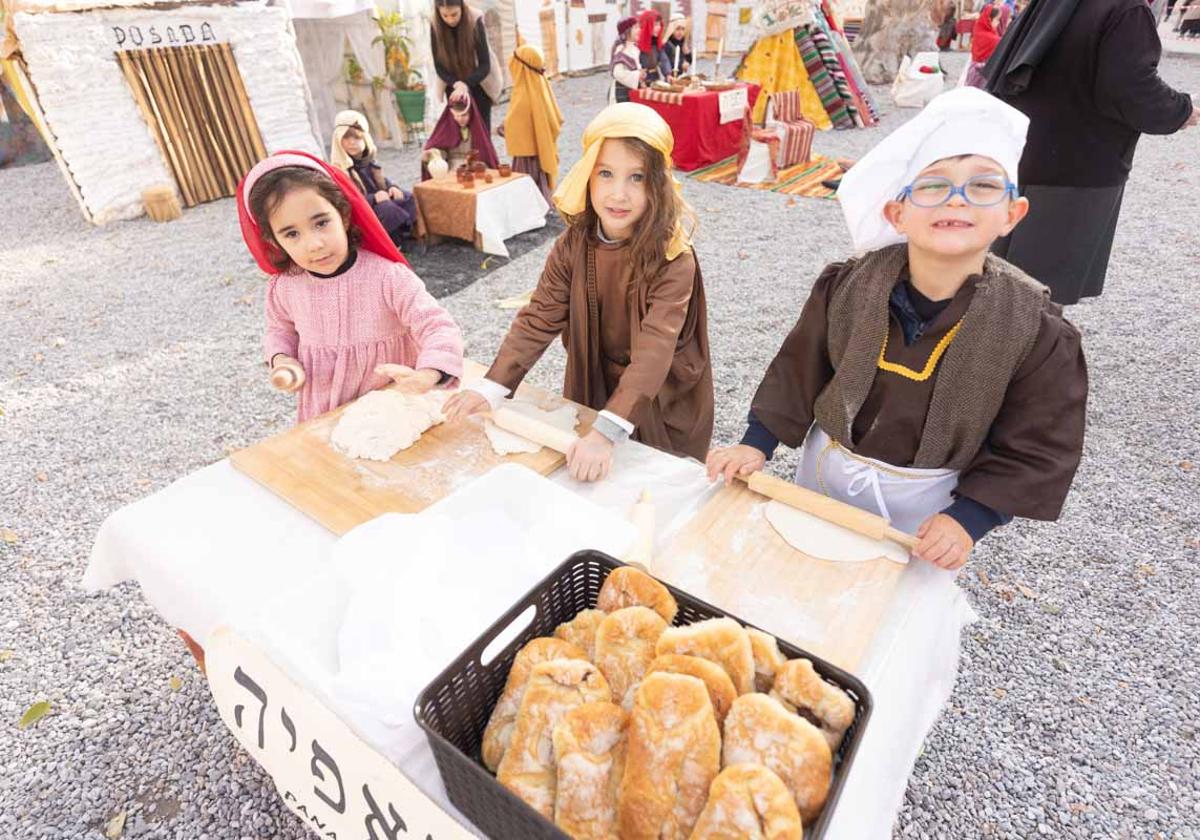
[236, 151, 464, 424]
[636, 9, 671, 85]
[420, 94, 499, 180]
[964, 5, 1003, 88]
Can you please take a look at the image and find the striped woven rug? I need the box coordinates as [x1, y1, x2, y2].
[689, 153, 844, 199]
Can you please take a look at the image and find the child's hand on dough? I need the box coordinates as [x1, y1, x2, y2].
[913, 513, 973, 570]
[375, 364, 440, 394]
[443, 390, 491, 422]
[705, 444, 766, 484]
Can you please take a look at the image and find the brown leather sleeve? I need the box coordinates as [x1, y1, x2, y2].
[748, 262, 844, 448]
[954, 309, 1088, 520]
[486, 232, 574, 391]
[603, 253, 697, 422]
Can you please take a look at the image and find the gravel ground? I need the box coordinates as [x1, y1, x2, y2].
[2, 52, 1198, 840]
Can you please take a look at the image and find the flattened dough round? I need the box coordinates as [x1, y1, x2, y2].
[330, 390, 444, 461]
[764, 500, 908, 564]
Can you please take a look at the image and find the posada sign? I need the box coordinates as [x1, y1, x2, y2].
[206, 628, 474, 840]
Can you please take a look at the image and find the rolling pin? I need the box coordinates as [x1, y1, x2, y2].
[270, 361, 305, 392]
[490, 405, 580, 454]
[736, 471, 920, 552]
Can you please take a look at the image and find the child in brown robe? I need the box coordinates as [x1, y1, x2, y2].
[444, 103, 713, 481]
[707, 89, 1087, 570]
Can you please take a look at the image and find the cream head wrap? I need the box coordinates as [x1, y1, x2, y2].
[329, 110, 376, 172]
[552, 102, 691, 260]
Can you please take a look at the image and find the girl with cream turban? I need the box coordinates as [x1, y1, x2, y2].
[330, 110, 417, 243]
[445, 103, 714, 480]
[503, 45, 562, 203]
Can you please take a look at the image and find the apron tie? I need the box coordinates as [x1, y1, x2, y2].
[840, 458, 893, 524]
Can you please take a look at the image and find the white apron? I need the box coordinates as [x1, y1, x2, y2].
[794, 427, 960, 536]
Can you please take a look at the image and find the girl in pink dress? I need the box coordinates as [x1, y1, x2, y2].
[236, 151, 464, 424]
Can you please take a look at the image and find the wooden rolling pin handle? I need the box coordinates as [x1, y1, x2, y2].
[270, 363, 304, 392]
[883, 526, 920, 552]
[491, 406, 580, 455]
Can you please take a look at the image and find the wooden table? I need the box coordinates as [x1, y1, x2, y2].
[230, 360, 595, 535]
[412, 170, 547, 255]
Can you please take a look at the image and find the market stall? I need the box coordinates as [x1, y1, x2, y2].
[630, 81, 761, 172]
[84, 363, 975, 839]
[412, 168, 550, 258]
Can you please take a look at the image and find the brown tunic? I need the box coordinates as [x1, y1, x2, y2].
[751, 259, 1088, 520]
[487, 225, 714, 460]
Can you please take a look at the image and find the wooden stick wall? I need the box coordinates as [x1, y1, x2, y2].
[117, 44, 267, 207]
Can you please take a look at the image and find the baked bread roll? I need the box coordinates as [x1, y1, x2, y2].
[654, 618, 756, 695]
[722, 693, 833, 824]
[690, 764, 804, 840]
[496, 659, 612, 819]
[747, 627, 788, 693]
[770, 658, 856, 752]
[482, 637, 588, 771]
[596, 566, 678, 624]
[645, 654, 737, 728]
[595, 607, 668, 709]
[552, 702, 628, 839]
[618, 672, 721, 839]
[554, 608, 606, 662]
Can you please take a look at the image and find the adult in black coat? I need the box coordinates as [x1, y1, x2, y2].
[431, 0, 494, 130]
[985, 0, 1196, 304]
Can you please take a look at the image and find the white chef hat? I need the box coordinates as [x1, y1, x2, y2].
[837, 87, 1030, 253]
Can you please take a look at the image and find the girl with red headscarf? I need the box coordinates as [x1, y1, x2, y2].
[236, 151, 464, 424]
[964, 5, 1003, 88]
[636, 9, 671, 85]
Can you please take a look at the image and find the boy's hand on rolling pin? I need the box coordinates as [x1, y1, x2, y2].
[567, 430, 614, 483]
[269, 355, 306, 392]
[442, 390, 490, 422]
[913, 513, 973, 570]
[705, 444, 766, 484]
[375, 364, 440, 394]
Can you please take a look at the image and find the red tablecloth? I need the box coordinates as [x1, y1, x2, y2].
[630, 83, 761, 172]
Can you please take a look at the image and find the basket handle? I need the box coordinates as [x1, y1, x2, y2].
[478, 604, 538, 667]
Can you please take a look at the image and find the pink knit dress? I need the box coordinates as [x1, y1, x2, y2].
[263, 249, 465, 423]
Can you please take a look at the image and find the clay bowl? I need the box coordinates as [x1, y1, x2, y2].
[472, 160, 487, 174]
[484, 174, 494, 184]
[498, 163, 512, 177]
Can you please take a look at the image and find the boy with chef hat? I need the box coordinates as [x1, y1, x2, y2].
[707, 87, 1088, 571]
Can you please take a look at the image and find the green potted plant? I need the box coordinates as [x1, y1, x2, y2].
[373, 11, 425, 127]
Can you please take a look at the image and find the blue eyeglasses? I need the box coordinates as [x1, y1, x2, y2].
[896, 174, 1017, 208]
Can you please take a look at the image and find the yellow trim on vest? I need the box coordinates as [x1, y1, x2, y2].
[878, 318, 964, 381]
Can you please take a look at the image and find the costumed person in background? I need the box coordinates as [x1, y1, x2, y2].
[984, 0, 1196, 303]
[707, 89, 1088, 570]
[663, 17, 693, 77]
[421, 95, 498, 180]
[935, 0, 958, 50]
[444, 103, 714, 480]
[610, 16, 643, 103]
[504, 44, 562, 204]
[430, 0, 496, 130]
[964, 6, 1002, 88]
[330, 111, 417, 245]
[636, 9, 671, 85]
[237, 151, 464, 424]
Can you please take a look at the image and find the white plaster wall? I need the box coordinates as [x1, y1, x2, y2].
[15, 4, 320, 224]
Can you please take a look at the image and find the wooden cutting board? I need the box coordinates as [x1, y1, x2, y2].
[651, 482, 906, 673]
[230, 361, 594, 535]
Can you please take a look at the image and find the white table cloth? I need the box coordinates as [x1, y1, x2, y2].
[473, 175, 550, 257]
[84, 442, 974, 838]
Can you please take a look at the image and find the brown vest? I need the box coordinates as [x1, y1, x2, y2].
[812, 244, 1048, 470]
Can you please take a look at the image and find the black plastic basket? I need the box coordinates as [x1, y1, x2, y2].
[414, 550, 873, 839]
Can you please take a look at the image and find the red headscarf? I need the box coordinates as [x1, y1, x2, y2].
[971, 4, 1002, 63]
[236, 150, 407, 275]
[636, 9, 663, 54]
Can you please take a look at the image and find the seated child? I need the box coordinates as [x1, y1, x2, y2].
[421, 95, 498, 180]
[236, 151, 464, 424]
[707, 88, 1087, 570]
[330, 111, 417, 245]
[663, 16, 693, 77]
